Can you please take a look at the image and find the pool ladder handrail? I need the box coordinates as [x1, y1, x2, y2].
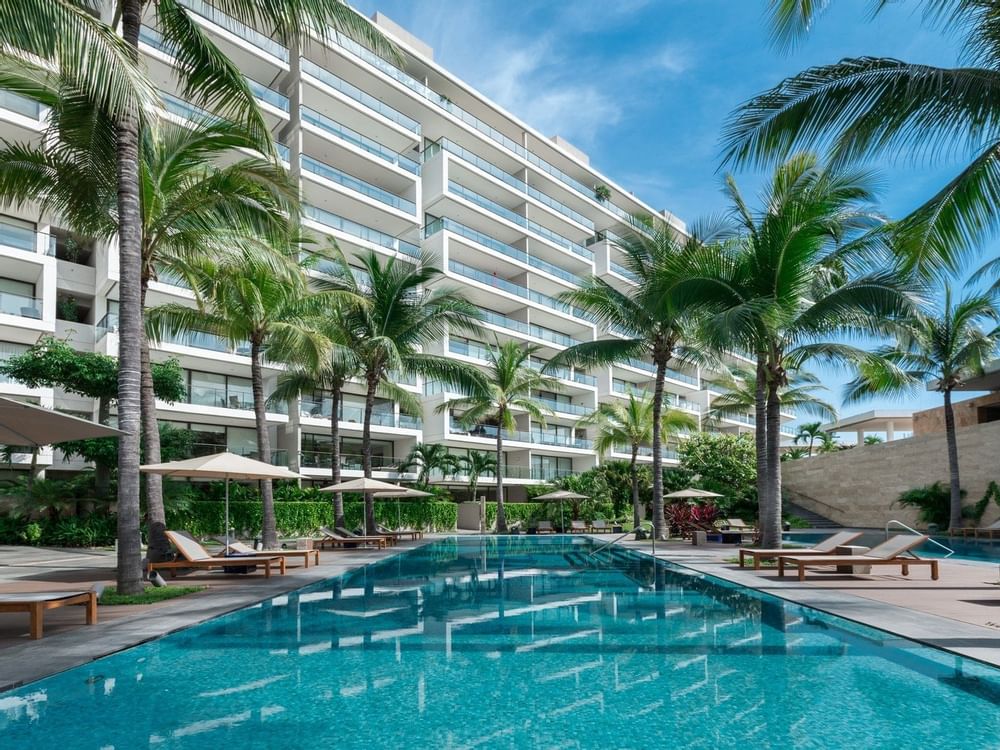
[588, 523, 655, 558]
[886, 519, 954, 559]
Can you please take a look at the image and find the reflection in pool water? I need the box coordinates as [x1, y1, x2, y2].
[1, 536, 999, 749]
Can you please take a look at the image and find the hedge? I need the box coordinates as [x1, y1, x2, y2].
[484, 501, 619, 527]
[166, 500, 458, 536]
[0, 515, 117, 547]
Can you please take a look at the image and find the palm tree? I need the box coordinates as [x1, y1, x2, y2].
[148, 247, 343, 547]
[723, 1, 1000, 275]
[580, 394, 696, 532]
[0, 109, 295, 561]
[331, 250, 483, 534]
[460, 451, 497, 532]
[439, 341, 558, 533]
[864, 435, 884, 445]
[402, 443, 459, 486]
[781, 446, 809, 462]
[269, 302, 362, 528]
[551, 217, 725, 540]
[816, 431, 840, 455]
[687, 155, 913, 548]
[793, 423, 825, 457]
[845, 287, 1000, 529]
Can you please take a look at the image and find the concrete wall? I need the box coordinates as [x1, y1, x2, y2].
[782, 419, 1000, 529]
[913, 392, 1000, 435]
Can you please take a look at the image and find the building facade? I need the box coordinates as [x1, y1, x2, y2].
[0, 5, 793, 498]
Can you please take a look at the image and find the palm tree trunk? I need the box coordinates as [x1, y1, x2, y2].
[139, 281, 168, 563]
[651, 359, 667, 540]
[251, 339, 276, 548]
[754, 355, 771, 534]
[762, 377, 783, 548]
[944, 388, 963, 530]
[495, 427, 506, 533]
[115, 0, 145, 596]
[630, 446, 640, 534]
[361, 373, 378, 534]
[329, 382, 344, 527]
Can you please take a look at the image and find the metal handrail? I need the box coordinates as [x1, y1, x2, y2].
[886, 519, 954, 558]
[589, 523, 655, 558]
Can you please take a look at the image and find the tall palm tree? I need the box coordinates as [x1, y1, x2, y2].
[460, 450, 497, 532]
[845, 287, 1000, 529]
[551, 217, 723, 540]
[402, 443, 460, 486]
[580, 394, 696, 532]
[439, 341, 558, 533]
[269, 302, 362, 528]
[148, 246, 344, 547]
[0, 108, 295, 561]
[723, 1, 1000, 275]
[687, 155, 913, 547]
[793, 423, 825, 457]
[331, 250, 484, 534]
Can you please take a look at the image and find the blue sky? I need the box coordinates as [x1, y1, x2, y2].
[351, 0, 992, 427]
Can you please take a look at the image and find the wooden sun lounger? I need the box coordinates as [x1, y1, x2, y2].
[536, 521, 555, 534]
[951, 519, 1000, 539]
[314, 527, 386, 550]
[149, 531, 287, 578]
[224, 541, 320, 568]
[0, 590, 97, 639]
[376, 526, 423, 540]
[336, 526, 395, 547]
[570, 520, 589, 533]
[589, 520, 613, 533]
[777, 534, 938, 582]
[739, 530, 864, 570]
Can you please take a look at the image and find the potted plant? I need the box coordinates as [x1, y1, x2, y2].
[57, 296, 79, 322]
[594, 184, 612, 203]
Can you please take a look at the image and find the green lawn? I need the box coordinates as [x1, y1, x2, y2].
[99, 585, 206, 605]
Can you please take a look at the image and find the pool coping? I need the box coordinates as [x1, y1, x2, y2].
[609, 537, 1000, 669]
[0, 537, 437, 693]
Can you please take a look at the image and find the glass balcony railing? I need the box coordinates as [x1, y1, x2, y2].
[159, 328, 250, 355]
[449, 338, 495, 361]
[424, 216, 580, 285]
[246, 77, 289, 112]
[161, 92, 213, 122]
[0, 291, 42, 319]
[95, 312, 119, 339]
[447, 182, 591, 262]
[476, 307, 579, 348]
[610, 261, 638, 282]
[301, 107, 420, 175]
[304, 204, 420, 257]
[300, 451, 406, 471]
[613, 380, 701, 410]
[424, 139, 594, 230]
[302, 155, 415, 214]
[180, 0, 288, 61]
[0, 218, 36, 252]
[0, 89, 41, 119]
[301, 59, 420, 134]
[448, 259, 592, 321]
[536, 397, 593, 417]
[299, 398, 422, 429]
[619, 358, 699, 387]
[449, 419, 592, 449]
[187, 386, 254, 411]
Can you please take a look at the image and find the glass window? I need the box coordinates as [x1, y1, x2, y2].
[188, 371, 225, 407]
[226, 375, 252, 410]
[226, 427, 257, 456]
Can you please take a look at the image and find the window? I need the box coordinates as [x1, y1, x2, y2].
[532, 455, 572, 480]
[186, 370, 253, 410]
[0, 278, 38, 317]
[0, 341, 28, 383]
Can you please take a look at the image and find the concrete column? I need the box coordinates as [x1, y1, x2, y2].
[856, 429, 865, 447]
[886, 421, 895, 441]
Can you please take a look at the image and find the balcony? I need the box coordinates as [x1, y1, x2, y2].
[0, 89, 41, 120]
[301, 59, 419, 135]
[449, 419, 592, 449]
[620, 358, 699, 387]
[528, 359, 597, 387]
[246, 77, 289, 112]
[535, 397, 593, 417]
[159, 328, 249, 356]
[0, 291, 42, 320]
[478, 307, 579, 348]
[180, 0, 288, 61]
[0, 218, 37, 253]
[186, 385, 254, 411]
[302, 155, 415, 214]
[425, 216, 581, 284]
[304, 204, 419, 257]
[449, 338, 495, 361]
[300, 397, 421, 430]
[300, 451, 408, 472]
[302, 107, 420, 175]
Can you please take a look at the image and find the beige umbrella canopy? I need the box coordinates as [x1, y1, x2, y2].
[0, 396, 124, 446]
[318, 477, 408, 494]
[534, 490, 589, 529]
[665, 488, 724, 499]
[141, 452, 300, 549]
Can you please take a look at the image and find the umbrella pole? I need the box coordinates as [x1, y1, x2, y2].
[224, 476, 230, 556]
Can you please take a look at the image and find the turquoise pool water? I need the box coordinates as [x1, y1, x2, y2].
[2, 536, 999, 749]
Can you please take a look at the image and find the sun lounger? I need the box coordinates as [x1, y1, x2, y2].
[223, 541, 320, 568]
[738, 530, 864, 569]
[337, 526, 395, 547]
[590, 520, 612, 533]
[149, 531, 287, 578]
[952, 518, 1000, 539]
[777, 534, 938, 581]
[314, 527, 386, 550]
[0, 590, 97, 639]
[570, 520, 589, 533]
[536, 520, 555, 534]
[376, 524, 423, 540]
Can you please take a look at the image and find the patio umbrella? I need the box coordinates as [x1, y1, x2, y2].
[534, 490, 589, 531]
[665, 488, 724, 499]
[318, 478, 411, 534]
[374, 487, 433, 529]
[0, 396, 123, 446]
[140, 452, 300, 551]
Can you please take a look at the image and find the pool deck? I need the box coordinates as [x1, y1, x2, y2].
[0, 537, 439, 691]
[607, 536, 1000, 668]
[2, 534, 1000, 690]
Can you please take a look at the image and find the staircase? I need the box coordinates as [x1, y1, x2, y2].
[783, 500, 840, 529]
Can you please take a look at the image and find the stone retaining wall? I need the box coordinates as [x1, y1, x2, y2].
[782, 419, 1000, 529]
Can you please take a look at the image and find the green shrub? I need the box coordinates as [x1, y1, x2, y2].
[0, 515, 115, 546]
[894, 483, 967, 527]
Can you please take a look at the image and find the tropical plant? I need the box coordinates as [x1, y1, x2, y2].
[402, 443, 460, 486]
[688, 154, 912, 548]
[816, 431, 841, 454]
[551, 216, 724, 540]
[781, 446, 810, 461]
[895, 482, 967, 529]
[580, 394, 696, 531]
[327, 250, 484, 534]
[793, 423, 825, 457]
[845, 287, 1000, 529]
[148, 245, 343, 547]
[460, 451, 497, 503]
[863, 435, 884, 445]
[724, 2, 1000, 276]
[440, 340, 558, 533]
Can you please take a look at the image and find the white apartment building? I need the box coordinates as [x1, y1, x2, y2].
[0, 5, 794, 498]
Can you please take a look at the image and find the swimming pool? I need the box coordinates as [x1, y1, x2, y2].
[2, 536, 999, 748]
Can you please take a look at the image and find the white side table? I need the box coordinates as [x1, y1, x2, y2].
[834, 544, 871, 574]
